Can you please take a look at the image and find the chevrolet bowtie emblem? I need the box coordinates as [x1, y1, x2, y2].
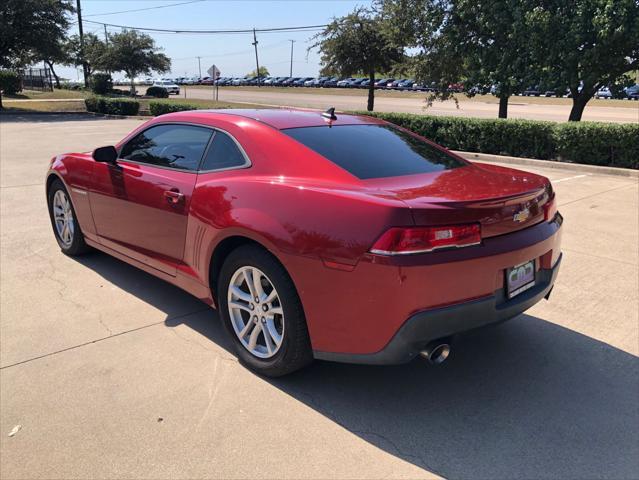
[513, 207, 530, 223]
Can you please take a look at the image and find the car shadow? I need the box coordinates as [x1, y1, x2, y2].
[73, 250, 639, 479]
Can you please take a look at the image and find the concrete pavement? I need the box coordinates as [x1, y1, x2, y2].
[1, 114, 637, 479]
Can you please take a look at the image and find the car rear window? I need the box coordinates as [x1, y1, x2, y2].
[282, 124, 465, 179]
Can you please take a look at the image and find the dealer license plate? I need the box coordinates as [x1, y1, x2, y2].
[506, 260, 535, 298]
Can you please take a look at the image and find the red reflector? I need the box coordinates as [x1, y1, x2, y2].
[370, 224, 481, 255]
[544, 196, 557, 221]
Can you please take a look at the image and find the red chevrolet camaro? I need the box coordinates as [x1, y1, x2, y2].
[46, 108, 562, 376]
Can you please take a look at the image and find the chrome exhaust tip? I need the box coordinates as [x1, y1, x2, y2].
[419, 340, 451, 365]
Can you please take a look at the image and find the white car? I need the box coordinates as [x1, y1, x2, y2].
[152, 80, 180, 95]
[595, 87, 613, 99]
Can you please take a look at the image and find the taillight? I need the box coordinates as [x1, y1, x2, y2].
[370, 224, 481, 255]
[544, 196, 557, 221]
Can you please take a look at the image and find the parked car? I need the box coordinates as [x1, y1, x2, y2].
[595, 87, 613, 99]
[282, 77, 299, 86]
[293, 77, 313, 87]
[311, 76, 331, 87]
[388, 79, 407, 89]
[46, 108, 562, 376]
[397, 79, 415, 90]
[624, 84, 639, 99]
[322, 77, 340, 87]
[337, 78, 357, 87]
[151, 80, 179, 95]
[523, 86, 542, 96]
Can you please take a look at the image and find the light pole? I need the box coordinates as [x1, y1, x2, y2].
[196, 56, 202, 79]
[252, 28, 261, 87]
[289, 40, 295, 77]
[76, 0, 89, 86]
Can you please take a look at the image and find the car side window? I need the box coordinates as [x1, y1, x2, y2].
[200, 131, 247, 171]
[119, 124, 212, 171]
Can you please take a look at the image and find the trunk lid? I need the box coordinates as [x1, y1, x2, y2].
[366, 163, 552, 238]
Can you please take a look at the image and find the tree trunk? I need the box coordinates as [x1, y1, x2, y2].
[129, 76, 136, 96]
[46, 61, 61, 89]
[568, 94, 588, 121]
[367, 71, 375, 112]
[0, 90, 3, 109]
[498, 95, 509, 118]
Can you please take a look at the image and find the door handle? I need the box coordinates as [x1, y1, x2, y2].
[164, 189, 184, 205]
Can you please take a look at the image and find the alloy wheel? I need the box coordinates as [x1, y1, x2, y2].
[52, 190, 74, 248]
[227, 266, 284, 359]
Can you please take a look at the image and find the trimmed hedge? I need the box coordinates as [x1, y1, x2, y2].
[146, 86, 169, 98]
[149, 101, 199, 116]
[358, 112, 639, 169]
[85, 96, 140, 116]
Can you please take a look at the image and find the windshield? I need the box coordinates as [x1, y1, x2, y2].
[282, 124, 466, 180]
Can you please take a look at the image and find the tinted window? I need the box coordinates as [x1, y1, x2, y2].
[120, 124, 212, 171]
[200, 131, 247, 171]
[282, 125, 465, 179]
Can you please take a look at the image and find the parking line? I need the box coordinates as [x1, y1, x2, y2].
[553, 174, 591, 183]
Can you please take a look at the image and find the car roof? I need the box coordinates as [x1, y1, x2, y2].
[158, 108, 387, 130]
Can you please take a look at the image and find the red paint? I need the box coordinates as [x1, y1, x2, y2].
[47, 109, 562, 356]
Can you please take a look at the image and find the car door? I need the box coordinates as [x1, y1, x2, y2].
[89, 123, 213, 275]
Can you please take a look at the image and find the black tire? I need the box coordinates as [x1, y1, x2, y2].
[217, 245, 313, 377]
[47, 179, 90, 256]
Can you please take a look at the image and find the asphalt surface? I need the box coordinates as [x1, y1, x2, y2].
[1, 113, 638, 479]
[183, 86, 639, 123]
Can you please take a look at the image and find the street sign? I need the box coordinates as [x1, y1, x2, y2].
[207, 65, 221, 78]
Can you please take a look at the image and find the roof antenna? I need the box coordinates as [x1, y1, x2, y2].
[322, 107, 337, 121]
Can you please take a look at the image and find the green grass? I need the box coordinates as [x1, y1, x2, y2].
[5, 88, 88, 100]
[1, 96, 268, 114]
[1, 101, 86, 113]
[138, 97, 267, 111]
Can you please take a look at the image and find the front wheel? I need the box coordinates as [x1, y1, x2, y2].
[217, 245, 313, 377]
[47, 179, 89, 256]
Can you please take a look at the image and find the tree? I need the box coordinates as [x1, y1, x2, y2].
[526, 0, 639, 121]
[380, 0, 537, 118]
[247, 66, 270, 78]
[0, 0, 73, 105]
[102, 30, 170, 95]
[312, 8, 404, 111]
[0, 0, 74, 68]
[64, 33, 108, 79]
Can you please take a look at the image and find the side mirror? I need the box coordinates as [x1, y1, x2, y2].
[92, 145, 118, 164]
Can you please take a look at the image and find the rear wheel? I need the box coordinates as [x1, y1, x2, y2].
[47, 179, 89, 256]
[217, 245, 312, 377]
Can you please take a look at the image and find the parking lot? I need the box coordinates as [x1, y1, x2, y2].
[1, 114, 638, 479]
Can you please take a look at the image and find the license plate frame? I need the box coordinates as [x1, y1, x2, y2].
[506, 260, 536, 299]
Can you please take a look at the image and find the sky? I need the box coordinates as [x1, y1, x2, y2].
[58, 0, 372, 81]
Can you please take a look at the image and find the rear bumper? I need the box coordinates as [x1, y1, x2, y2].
[314, 252, 561, 365]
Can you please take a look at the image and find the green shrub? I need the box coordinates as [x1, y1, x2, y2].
[0, 70, 21, 94]
[85, 96, 140, 116]
[553, 122, 639, 169]
[149, 101, 199, 116]
[90, 73, 112, 95]
[146, 86, 169, 98]
[356, 111, 638, 169]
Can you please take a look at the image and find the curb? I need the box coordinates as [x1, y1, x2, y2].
[455, 151, 639, 179]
